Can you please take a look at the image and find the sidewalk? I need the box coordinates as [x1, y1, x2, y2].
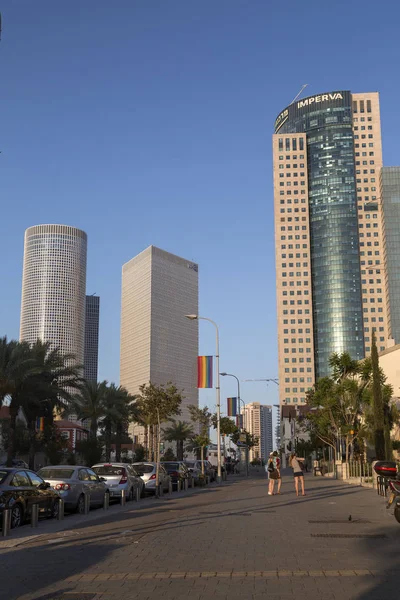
[2, 472, 399, 600]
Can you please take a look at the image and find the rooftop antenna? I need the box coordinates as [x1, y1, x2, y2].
[290, 84, 309, 105]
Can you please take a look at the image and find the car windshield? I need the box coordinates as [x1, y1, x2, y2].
[38, 468, 74, 480]
[0, 471, 8, 484]
[134, 465, 154, 475]
[92, 466, 125, 476]
[185, 461, 195, 467]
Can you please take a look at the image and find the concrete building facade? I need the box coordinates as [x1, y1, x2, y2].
[243, 402, 273, 461]
[84, 295, 100, 382]
[120, 246, 199, 444]
[273, 91, 387, 407]
[20, 224, 87, 366]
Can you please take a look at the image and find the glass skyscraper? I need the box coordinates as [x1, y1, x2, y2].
[273, 91, 387, 405]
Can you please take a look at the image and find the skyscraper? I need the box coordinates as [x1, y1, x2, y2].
[20, 225, 87, 365]
[84, 295, 100, 382]
[381, 167, 400, 345]
[242, 402, 273, 461]
[273, 91, 386, 406]
[120, 246, 199, 444]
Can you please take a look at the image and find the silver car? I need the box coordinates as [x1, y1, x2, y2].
[132, 462, 171, 494]
[91, 463, 144, 501]
[37, 466, 109, 513]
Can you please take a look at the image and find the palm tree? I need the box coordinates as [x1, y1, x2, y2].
[0, 337, 38, 466]
[102, 384, 135, 461]
[69, 380, 108, 439]
[163, 421, 194, 461]
[19, 341, 81, 468]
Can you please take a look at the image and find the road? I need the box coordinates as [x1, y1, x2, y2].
[1, 470, 399, 600]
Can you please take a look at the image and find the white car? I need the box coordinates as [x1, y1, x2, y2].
[92, 463, 144, 501]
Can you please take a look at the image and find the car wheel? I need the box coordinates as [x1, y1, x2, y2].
[11, 504, 23, 529]
[76, 494, 85, 514]
[49, 500, 59, 520]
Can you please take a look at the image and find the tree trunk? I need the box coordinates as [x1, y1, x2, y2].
[7, 404, 18, 467]
[177, 440, 183, 461]
[90, 417, 98, 441]
[149, 425, 154, 461]
[116, 422, 122, 462]
[143, 425, 149, 460]
[27, 420, 37, 470]
[371, 331, 385, 460]
[201, 446, 204, 475]
[105, 419, 112, 462]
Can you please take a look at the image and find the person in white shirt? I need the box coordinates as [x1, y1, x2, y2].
[289, 452, 306, 497]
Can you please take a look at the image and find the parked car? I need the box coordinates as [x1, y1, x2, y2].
[91, 463, 144, 501]
[0, 459, 29, 469]
[162, 461, 191, 489]
[197, 460, 216, 481]
[0, 468, 60, 528]
[184, 460, 202, 484]
[37, 465, 109, 513]
[132, 462, 171, 494]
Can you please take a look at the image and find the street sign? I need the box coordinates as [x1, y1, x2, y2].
[239, 433, 246, 443]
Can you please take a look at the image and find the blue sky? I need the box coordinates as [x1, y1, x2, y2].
[1, 1, 400, 423]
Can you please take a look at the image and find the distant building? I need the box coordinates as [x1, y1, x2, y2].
[120, 246, 199, 444]
[381, 167, 400, 345]
[20, 224, 87, 366]
[243, 402, 273, 461]
[55, 420, 89, 452]
[84, 295, 100, 382]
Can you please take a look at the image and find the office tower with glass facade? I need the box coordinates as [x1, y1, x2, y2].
[381, 167, 400, 345]
[20, 225, 87, 366]
[120, 246, 199, 444]
[273, 91, 386, 406]
[84, 295, 100, 382]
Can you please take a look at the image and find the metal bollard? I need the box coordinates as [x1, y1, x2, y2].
[159, 484, 163, 497]
[184, 479, 188, 491]
[177, 480, 181, 492]
[206, 476, 210, 486]
[84, 492, 90, 515]
[2, 509, 11, 537]
[121, 489, 126, 506]
[58, 498, 65, 520]
[169, 480, 173, 495]
[31, 504, 39, 528]
[103, 492, 109, 511]
[136, 487, 140, 503]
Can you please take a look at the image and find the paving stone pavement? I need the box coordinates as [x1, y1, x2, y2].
[1, 470, 399, 600]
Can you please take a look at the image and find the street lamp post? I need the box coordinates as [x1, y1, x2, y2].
[186, 314, 222, 484]
[220, 372, 248, 476]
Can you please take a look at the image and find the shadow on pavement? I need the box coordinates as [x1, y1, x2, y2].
[1, 538, 122, 600]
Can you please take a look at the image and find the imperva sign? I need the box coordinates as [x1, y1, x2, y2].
[297, 92, 343, 109]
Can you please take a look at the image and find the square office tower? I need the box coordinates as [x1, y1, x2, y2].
[120, 246, 199, 444]
[273, 91, 387, 407]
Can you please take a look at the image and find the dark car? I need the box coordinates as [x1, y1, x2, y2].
[0, 459, 29, 469]
[0, 468, 60, 528]
[162, 461, 191, 489]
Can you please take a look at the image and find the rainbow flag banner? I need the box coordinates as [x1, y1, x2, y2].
[197, 356, 213, 388]
[227, 397, 237, 417]
[36, 417, 45, 432]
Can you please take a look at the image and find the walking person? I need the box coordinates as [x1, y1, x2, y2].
[266, 452, 279, 495]
[289, 452, 306, 496]
[273, 450, 282, 494]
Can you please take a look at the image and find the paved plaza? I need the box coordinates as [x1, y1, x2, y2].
[1, 470, 399, 600]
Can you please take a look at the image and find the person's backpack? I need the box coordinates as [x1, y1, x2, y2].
[267, 460, 274, 473]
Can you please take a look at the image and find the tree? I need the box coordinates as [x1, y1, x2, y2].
[231, 429, 259, 450]
[163, 420, 194, 461]
[161, 448, 177, 461]
[188, 405, 212, 472]
[134, 382, 183, 460]
[371, 331, 386, 460]
[134, 445, 146, 462]
[69, 380, 108, 440]
[20, 341, 81, 468]
[101, 384, 135, 461]
[211, 415, 239, 437]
